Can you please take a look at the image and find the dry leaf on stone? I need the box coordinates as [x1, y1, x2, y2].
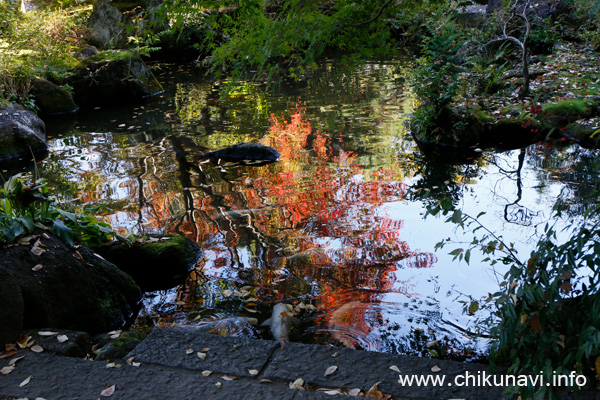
[331, 352, 339, 358]
[220, 375, 237, 381]
[215, 382, 222, 388]
[202, 370, 212, 377]
[100, 385, 115, 397]
[201, 348, 210, 353]
[57, 335, 68, 343]
[0, 351, 17, 359]
[289, 378, 305, 390]
[186, 349, 194, 355]
[32, 264, 43, 271]
[365, 382, 391, 399]
[348, 388, 362, 396]
[17, 335, 33, 349]
[324, 365, 338, 377]
[389, 365, 400, 373]
[259, 378, 272, 383]
[431, 365, 441, 373]
[19, 374, 32, 387]
[37, 331, 57, 336]
[9, 356, 24, 366]
[108, 330, 121, 339]
[1, 366, 15, 375]
[248, 369, 259, 376]
[30, 345, 43, 353]
[197, 352, 207, 359]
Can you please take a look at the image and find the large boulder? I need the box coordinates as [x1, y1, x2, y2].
[29, 78, 79, 115]
[87, 0, 125, 48]
[0, 232, 142, 336]
[68, 50, 163, 106]
[95, 235, 202, 292]
[0, 268, 24, 345]
[0, 109, 47, 162]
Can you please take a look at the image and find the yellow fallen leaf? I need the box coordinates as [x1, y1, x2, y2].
[57, 335, 69, 343]
[220, 375, 237, 381]
[324, 365, 338, 377]
[348, 388, 362, 396]
[431, 365, 441, 373]
[248, 369, 259, 376]
[365, 381, 391, 399]
[108, 330, 121, 339]
[202, 370, 212, 376]
[186, 349, 194, 355]
[31, 345, 44, 353]
[389, 365, 400, 373]
[100, 384, 115, 397]
[19, 374, 32, 387]
[201, 348, 210, 353]
[197, 352, 207, 359]
[215, 382, 222, 388]
[290, 378, 305, 390]
[331, 352, 339, 358]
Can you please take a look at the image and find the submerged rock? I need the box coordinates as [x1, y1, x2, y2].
[0, 109, 48, 162]
[95, 235, 202, 292]
[203, 142, 280, 162]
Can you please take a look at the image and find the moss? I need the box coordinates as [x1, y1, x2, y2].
[542, 99, 598, 125]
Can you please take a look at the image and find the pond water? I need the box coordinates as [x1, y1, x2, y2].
[38, 57, 599, 360]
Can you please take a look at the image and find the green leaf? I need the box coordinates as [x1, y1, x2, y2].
[52, 219, 74, 247]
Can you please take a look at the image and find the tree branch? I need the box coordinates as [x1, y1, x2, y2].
[346, 0, 394, 27]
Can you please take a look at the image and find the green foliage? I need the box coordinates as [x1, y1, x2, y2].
[422, 185, 600, 398]
[528, 19, 561, 55]
[0, 174, 119, 247]
[0, 3, 89, 107]
[409, 14, 466, 136]
[155, 0, 446, 85]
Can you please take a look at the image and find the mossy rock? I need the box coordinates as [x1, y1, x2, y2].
[542, 99, 599, 126]
[68, 50, 163, 106]
[29, 78, 79, 115]
[94, 330, 147, 361]
[95, 235, 202, 292]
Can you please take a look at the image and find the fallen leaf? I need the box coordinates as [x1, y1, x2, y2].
[0, 351, 17, 359]
[201, 348, 210, 353]
[9, 356, 25, 366]
[215, 382, 222, 388]
[290, 378, 305, 390]
[222, 289, 233, 297]
[31, 345, 43, 353]
[197, 352, 207, 359]
[431, 365, 441, 373]
[19, 374, 32, 387]
[37, 331, 58, 336]
[108, 330, 121, 339]
[100, 385, 115, 397]
[220, 375, 237, 381]
[389, 365, 400, 373]
[259, 378, 272, 383]
[426, 340, 439, 347]
[57, 335, 68, 343]
[365, 381, 391, 399]
[186, 349, 194, 355]
[31, 246, 45, 255]
[331, 352, 339, 358]
[321, 389, 342, 395]
[245, 308, 258, 313]
[248, 369, 259, 376]
[202, 370, 212, 377]
[1, 366, 15, 375]
[131, 362, 141, 367]
[35, 397, 47, 400]
[324, 365, 338, 377]
[17, 335, 33, 349]
[32, 264, 43, 271]
[348, 388, 362, 396]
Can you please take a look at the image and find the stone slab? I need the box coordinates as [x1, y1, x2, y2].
[127, 327, 278, 378]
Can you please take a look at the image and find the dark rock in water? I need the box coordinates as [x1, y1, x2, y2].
[67, 50, 163, 106]
[0, 109, 48, 162]
[0, 231, 142, 335]
[203, 142, 280, 162]
[29, 78, 79, 115]
[94, 235, 202, 292]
